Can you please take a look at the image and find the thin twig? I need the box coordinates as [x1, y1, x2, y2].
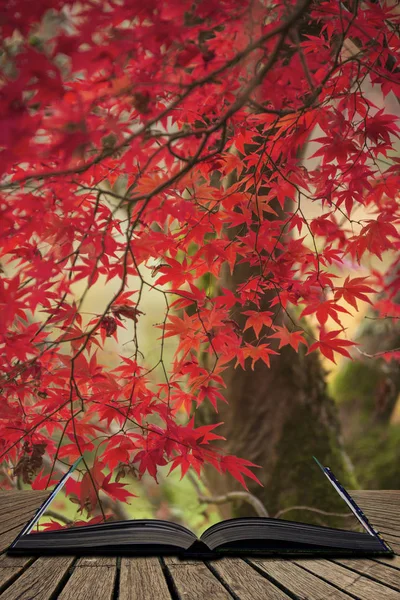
[274, 505, 354, 519]
[198, 491, 269, 517]
[42, 510, 73, 526]
[355, 346, 400, 359]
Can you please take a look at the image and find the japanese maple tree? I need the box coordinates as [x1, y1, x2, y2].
[0, 0, 400, 517]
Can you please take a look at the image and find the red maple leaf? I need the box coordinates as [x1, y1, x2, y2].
[101, 472, 137, 503]
[347, 216, 398, 262]
[307, 330, 357, 364]
[301, 300, 350, 326]
[240, 343, 279, 370]
[269, 326, 307, 351]
[333, 276, 376, 310]
[219, 455, 263, 491]
[243, 310, 274, 338]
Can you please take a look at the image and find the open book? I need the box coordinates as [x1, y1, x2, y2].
[7, 457, 394, 558]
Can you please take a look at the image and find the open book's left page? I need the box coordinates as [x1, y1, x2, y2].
[26, 462, 221, 539]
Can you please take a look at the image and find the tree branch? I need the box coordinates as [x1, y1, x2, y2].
[42, 510, 73, 526]
[198, 491, 269, 517]
[274, 505, 354, 519]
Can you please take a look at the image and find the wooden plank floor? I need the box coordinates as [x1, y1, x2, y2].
[0, 490, 398, 599]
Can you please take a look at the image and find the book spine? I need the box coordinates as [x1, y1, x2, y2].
[180, 539, 219, 559]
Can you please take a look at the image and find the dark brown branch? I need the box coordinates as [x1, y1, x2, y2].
[0, 0, 312, 190]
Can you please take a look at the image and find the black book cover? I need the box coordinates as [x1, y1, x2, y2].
[7, 458, 394, 558]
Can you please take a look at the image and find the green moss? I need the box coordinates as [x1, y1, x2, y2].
[329, 360, 380, 412]
[347, 424, 400, 489]
[266, 401, 357, 528]
[330, 358, 400, 490]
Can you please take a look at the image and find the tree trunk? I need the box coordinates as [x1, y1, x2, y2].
[197, 253, 356, 522]
[332, 310, 400, 436]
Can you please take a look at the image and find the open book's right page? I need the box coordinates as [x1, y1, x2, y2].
[200, 459, 368, 536]
[269, 459, 367, 533]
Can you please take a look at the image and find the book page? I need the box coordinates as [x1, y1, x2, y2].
[26, 463, 220, 537]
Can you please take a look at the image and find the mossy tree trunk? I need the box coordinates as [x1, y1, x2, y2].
[332, 312, 400, 435]
[330, 308, 400, 489]
[200, 343, 356, 521]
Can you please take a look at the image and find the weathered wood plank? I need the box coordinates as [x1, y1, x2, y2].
[349, 502, 400, 524]
[0, 492, 62, 553]
[359, 522, 400, 541]
[334, 558, 400, 590]
[0, 490, 48, 499]
[0, 506, 45, 536]
[119, 557, 172, 600]
[351, 490, 400, 500]
[0, 493, 48, 513]
[0, 556, 74, 599]
[0, 491, 48, 504]
[296, 558, 400, 599]
[0, 556, 35, 591]
[375, 555, 400, 569]
[0, 500, 47, 521]
[363, 517, 400, 535]
[376, 534, 400, 554]
[351, 495, 400, 539]
[351, 493, 400, 518]
[0, 525, 34, 554]
[0, 490, 49, 495]
[0, 503, 52, 552]
[57, 557, 116, 600]
[352, 512, 400, 544]
[0, 491, 49, 540]
[350, 498, 400, 516]
[349, 493, 400, 526]
[376, 530, 400, 542]
[164, 556, 203, 565]
[342, 493, 400, 553]
[164, 557, 232, 599]
[253, 558, 353, 599]
[76, 557, 116, 567]
[380, 531, 400, 544]
[0, 491, 48, 501]
[0, 555, 32, 567]
[209, 557, 291, 599]
[352, 495, 400, 509]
